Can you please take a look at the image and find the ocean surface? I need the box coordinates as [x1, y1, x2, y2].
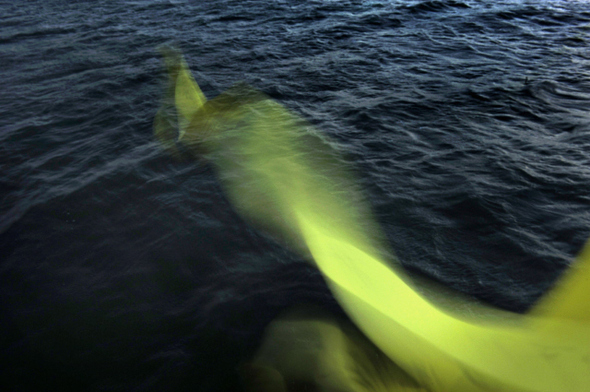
[1, 0, 590, 390]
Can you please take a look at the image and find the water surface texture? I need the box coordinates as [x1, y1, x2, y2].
[2, 0, 590, 391]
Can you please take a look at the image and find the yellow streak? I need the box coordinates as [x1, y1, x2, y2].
[154, 47, 590, 392]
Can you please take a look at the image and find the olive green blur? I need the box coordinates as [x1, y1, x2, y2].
[154, 46, 590, 392]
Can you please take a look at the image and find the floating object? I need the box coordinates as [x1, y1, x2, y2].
[240, 306, 427, 392]
[154, 46, 590, 392]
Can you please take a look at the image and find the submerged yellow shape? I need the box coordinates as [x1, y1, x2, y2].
[154, 46, 207, 157]
[242, 306, 428, 392]
[154, 47, 590, 392]
[530, 239, 590, 324]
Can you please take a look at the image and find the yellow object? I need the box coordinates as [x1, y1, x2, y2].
[154, 46, 207, 157]
[241, 306, 428, 392]
[154, 47, 590, 392]
[530, 239, 590, 324]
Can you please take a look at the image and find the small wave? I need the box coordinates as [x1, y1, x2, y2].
[0, 26, 77, 43]
[401, 0, 469, 14]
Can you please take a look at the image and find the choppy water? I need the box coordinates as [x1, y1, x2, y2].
[2, 0, 590, 390]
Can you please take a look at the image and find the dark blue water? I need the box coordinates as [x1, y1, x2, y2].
[2, 0, 590, 390]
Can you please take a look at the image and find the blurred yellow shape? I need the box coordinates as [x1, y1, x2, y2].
[154, 47, 590, 392]
[154, 46, 207, 157]
[241, 306, 428, 392]
[530, 238, 590, 324]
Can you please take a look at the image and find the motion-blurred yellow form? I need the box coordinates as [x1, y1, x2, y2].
[154, 47, 590, 392]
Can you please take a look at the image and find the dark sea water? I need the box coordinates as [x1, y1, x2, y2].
[2, 0, 590, 390]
